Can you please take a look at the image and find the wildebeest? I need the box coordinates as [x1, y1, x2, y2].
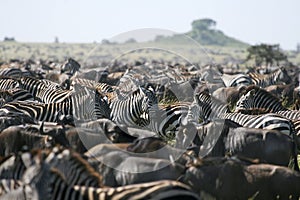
[181, 157, 300, 200]
[225, 127, 299, 170]
[85, 143, 186, 186]
[179, 119, 299, 170]
[0, 122, 71, 156]
[0, 126, 53, 156]
[0, 112, 37, 132]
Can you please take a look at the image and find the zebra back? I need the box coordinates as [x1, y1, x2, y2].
[222, 113, 294, 136]
[194, 91, 229, 121]
[0, 179, 23, 196]
[74, 180, 199, 200]
[235, 85, 287, 113]
[21, 77, 73, 103]
[0, 89, 34, 103]
[43, 148, 103, 187]
[148, 102, 190, 140]
[1, 86, 109, 122]
[221, 73, 252, 87]
[0, 77, 19, 90]
[71, 77, 114, 94]
[249, 67, 291, 87]
[0, 68, 23, 78]
[109, 87, 155, 127]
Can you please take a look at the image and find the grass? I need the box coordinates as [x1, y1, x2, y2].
[0, 41, 254, 66]
[2, 41, 299, 69]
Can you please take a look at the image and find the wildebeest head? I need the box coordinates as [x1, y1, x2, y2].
[39, 122, 70, 148]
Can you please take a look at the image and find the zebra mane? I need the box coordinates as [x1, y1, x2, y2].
[194, 91, 230, 121]
[67, 150, 104, 186]
[242, 85, 285, 109]
[196, 91, 230, 111]
[242, 85, 281, 101]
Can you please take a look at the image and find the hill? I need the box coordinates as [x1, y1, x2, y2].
[154, 18, 248, 47]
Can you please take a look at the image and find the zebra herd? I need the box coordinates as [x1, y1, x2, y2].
[0, 58, 300, 199]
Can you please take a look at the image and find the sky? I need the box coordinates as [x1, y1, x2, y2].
[0, 0, 299, 50]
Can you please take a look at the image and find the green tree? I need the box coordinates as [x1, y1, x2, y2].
[191, 18, 216, 31]
[246, 44, 288, 66]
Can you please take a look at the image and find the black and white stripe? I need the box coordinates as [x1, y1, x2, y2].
[0, 77, 19, 90]
[191, 92, 294, 136]
[0, 87, 110, 122]
[20, 77, 73, 103]
[235, 86, 300, 120]
[70, 77, 114, 94]
[73, 180, 199, 200]
[221, 73, 253, 87]
[223, 113, 294, 136]
[249, 67, 291, 88]
[109, 87, 156, 127]
[148, 102, 190, 140]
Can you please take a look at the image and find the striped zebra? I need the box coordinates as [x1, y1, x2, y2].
[0, 87, 110, 122]
[0, 77, 19, 90]
[20, 77, 73, 103]
[248, 67, 291, 87]
[0, 89, 34, 106]
[147, 102, 190, 140]
[30, 163, 199, 200]
[70, 77, 114, 94]
[0, 154, 28, 180]
[191, 91, 295, 136]
[61, 58, 81, 76]
[0, 148, 103, 188]
[0, 68, 23, 78]
[222, 113, 294, 136]
[73, 180, 199, 200]
[109, 87, 156, 128]
[0, 179, 23, 196]
[192, 91, 229, 122]
[221, 73, 253, 87]
[235, 86, 300, 120]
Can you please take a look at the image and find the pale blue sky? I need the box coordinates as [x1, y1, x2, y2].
[0, 0, 299, 49]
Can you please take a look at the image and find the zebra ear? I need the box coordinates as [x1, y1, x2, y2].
[249, 89, 256, 97]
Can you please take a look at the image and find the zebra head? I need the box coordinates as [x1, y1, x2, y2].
[60, 58, 80, 76]
[274, 67, 292, 84]
[235, 88, 256, 112]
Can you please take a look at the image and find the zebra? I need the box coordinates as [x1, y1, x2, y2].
[20, 76, 73, 103]
[0, 148, 103, 188]
[73, 180, 200, 200]
[0, 89, 34, 106]
[0, 68, 23, 78]
[70, 77, 114, 94]
[191, 91, 229, 122]
[190, 91, 295, 136]
[31, 162, 199, 200]
[235, 86, 300, 120]
[222, 113, 294, 136]
[248, 66, 291, 88]
[0, 77, 19, 90]
[147, 102, 190, 140]
[221, 73, 253, 87]
[0, 87, 110, 122]
[0, 153, 29, 180]
[109, 87, 156, 128]
[0, 179, 23, 196]
[61, 58, 81, 76]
